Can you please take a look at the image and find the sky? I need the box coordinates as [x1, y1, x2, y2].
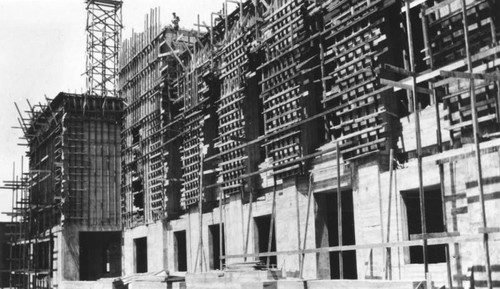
[0, 0, 226, 221]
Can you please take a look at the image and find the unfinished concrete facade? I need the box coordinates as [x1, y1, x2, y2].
[119, 0, 500, 288]
[6, 93, 123, 289]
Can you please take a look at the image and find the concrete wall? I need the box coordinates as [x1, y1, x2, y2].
[122, 176, 318, 279]
[123, 221, 165, 275]
[121, 136, 500, 288]
[57, 224, 122, 286]
[357, 138, 500, 287]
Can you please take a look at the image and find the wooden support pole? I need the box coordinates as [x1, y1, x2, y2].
[299, 173, 313, 279]
[439, 70, 500, 82]
[336, 141, 343, 279]
[404, 0, 428, 275]
[295, 175, 302, 271]
[219, 184, 224, 270]
[385, 149, 394, 280]
[394, 166, 402, 280]
[8, 162, 14, 288]
[243, 190, 253, 262]
[421, 6, 453, 288]
[198, 142, 204, 272]
[224, 2, 228, 41]
[460, 0, 493, 288]
[267, 176, 277, 268]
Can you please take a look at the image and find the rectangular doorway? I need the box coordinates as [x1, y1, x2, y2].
[401, 187, 446, 264]
[174, 230, 187, 271]
[209, 224, 225, 270]
[315, 190, 357, 279]
[80, 231, 121, 280]
[134, 237, 147, 273]
[254, 214, 276, 267]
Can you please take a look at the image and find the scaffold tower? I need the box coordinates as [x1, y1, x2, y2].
[85, 0, 123, 97]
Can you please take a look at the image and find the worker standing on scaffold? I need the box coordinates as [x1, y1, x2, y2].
[172, 12, 180, 33]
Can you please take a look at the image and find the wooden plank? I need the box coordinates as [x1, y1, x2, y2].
[381, 78, 432, 95]
[478, 227, 500, 234]
[410, 232, 460, 241]
[394, 46, 500, 92]
[440, 70, 500, 82]
[382, 63, 416, 77]
[221, 232, 500, 259]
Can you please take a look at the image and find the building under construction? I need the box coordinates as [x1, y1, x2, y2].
[4, 93, 123, 288]
[119, 0, 500, 288]
[2, 1, 124, 288]
[3, 0, 500, 288]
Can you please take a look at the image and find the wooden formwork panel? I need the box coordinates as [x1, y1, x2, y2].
[426, 0, 499, 67]
[118, 27, 184, 227]
[179, 57, 219, 208]
[321, 0, 398, 160]
[63, 116, 121, 227]
[259, 0, 321, 179]
[181, 109, 204, 207]
[425, 0, 500, 143]
[216, 16, 262, 194]
[23, 94, 122, 230]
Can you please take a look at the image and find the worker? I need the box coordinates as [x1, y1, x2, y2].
[172, 12, 180, 32]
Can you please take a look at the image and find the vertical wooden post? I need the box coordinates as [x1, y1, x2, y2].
[9, 162, 14, 288]
[460, 0, 492, 288]
[219, 186, 224, 270]
[295, 176, 302, 270]
[267, 176, 277, 268]
[404, 0, 428, 275]
[421, 6, 453, 289]
[336, 141, 344, 279]
[219, 189, 224, 270]
[224, 2, 228, 41]
[385, 149, 394, 280]
[394, 167, 402, 280]
[243, 189, 253, 262]
[198, 142, 204, 272]
[299, 173, 313, 279]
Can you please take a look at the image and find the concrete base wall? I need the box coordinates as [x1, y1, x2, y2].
[123, 176, 318, 278]
[121, 138, 500, 288]
[123, 221, 165, 275]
